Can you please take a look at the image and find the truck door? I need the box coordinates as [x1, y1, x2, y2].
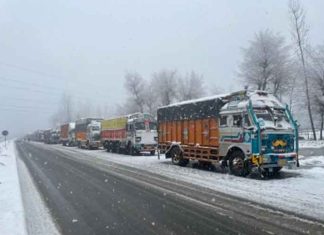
[219, 114, 232, 156]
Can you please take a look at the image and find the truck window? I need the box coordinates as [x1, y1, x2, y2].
[149, 122, 157, 130]
[244, 114, 251, 127]
[220, 116, 228, 127]
[233, 115, 242, 127]
[134, 122, 145, 130]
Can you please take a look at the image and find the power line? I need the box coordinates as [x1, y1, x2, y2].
[0, 96, 60, 105]
[0, 61, 119, 95]
[0, 107, 56, 114]
[0, 76, 113, 103]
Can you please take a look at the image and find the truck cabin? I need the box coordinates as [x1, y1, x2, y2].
[127, 113, 157, 132]
[87, 122, 101, 141]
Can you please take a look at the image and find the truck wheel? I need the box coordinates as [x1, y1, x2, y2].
[150, 150, 155, 156]
[170, 147, 188, 167]
[229, 151, 248, 177]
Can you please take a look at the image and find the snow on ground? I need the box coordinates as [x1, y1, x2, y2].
[50, 144, 324, 221]
[299, 140, 324, 148]
[0, 141, 27, 235]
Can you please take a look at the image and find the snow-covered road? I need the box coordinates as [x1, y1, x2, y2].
[46, 142, 324, 222]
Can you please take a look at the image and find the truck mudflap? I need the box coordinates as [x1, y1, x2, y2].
[251, 153, 297, 169]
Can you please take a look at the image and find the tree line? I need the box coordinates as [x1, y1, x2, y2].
[239, 0, 324, 140]
[50, 0, 324, 140]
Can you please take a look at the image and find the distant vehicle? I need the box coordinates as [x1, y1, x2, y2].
[60, 122, 75, 146]
[68, 124, 76, 146]
[101, 113, 157, 155]
[75, 118, 102, 149]
[86, 120, 101, 149]
[44, 129, 60, 144]
[157, 90, 299, 177]
[28, 130, 45, 142]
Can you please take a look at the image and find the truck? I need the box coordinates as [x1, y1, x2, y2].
[101, 113, 158, 155]
[75, 118, 102, 149]
[68, 124, 76, 146]
[44, 128, 60, 144]
[157, 90, 299, 177]
[60, 122, 75, 146]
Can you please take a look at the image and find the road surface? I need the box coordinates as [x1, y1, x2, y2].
[16, 141, 324, 235]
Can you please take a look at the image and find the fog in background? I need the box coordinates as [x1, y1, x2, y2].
[1, 0, 324, 138]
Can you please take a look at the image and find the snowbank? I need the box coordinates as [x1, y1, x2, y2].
[0, 141, 27, 235]
[299, 140, 324, 148]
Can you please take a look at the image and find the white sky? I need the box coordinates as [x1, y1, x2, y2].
[1, 0, 324, 137]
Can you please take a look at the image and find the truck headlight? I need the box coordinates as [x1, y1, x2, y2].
[135, 137, 141, 142]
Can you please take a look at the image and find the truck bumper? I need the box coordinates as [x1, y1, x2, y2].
[251, 153, 297, 169]
[89, 141, 101, 148]
[135, 144, 157, 154]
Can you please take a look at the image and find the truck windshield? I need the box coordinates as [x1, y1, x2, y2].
[91, 126, 100, 131]
[272, 108, 292, 129]
[149, 122, 157, 130]
[253, 108, 291, 129]
[134, 122, 145, 130]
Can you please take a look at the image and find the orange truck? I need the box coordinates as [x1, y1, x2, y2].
[60, 123, 69, 146]
[157, 90, 299, 177]
[60, 122, 75, 146]
[75, 118, 102, 149]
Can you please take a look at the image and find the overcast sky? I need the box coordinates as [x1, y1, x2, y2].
[1, 0, 324, 137]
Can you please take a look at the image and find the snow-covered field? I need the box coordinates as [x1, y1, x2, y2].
[0, 141, 26, 235]
[52, 143, 324, 221]
[299, 140, 324, 148]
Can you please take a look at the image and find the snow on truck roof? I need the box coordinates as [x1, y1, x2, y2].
[159, 92, 231, 109]
[157, 90, 285, 121]
[159, 90, 284, 110]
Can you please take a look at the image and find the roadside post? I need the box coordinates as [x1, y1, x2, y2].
[2, 130, 9, 148]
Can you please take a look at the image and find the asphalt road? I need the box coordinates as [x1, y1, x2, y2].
[16, 141, 324, 235]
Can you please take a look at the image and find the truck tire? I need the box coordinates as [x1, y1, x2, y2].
[229, 150, 248, 177]
[170, 147, 188, 167]
[126, 142, 136, 156]
[150, 150, 155, 156]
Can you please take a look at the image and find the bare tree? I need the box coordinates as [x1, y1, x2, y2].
[152, 69, 178, 106]
[50, 93, 74, 127]
[124, 72, 145, 113]
[115, 98, 139, 116]
[143, 79, 159, 116]
[239, 30, 291, 96]
[177, 71, 205, 101]
[308, 45, 324, 139]
[288, 0, 316, 139]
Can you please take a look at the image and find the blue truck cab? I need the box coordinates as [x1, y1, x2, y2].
[219, 90, 299, 176]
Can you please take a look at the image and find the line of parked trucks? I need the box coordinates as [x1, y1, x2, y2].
[27, 90, 300, 177]
[29, 113, 158, 155]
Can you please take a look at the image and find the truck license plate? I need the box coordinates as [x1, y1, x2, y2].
[278, 159, 287, 167]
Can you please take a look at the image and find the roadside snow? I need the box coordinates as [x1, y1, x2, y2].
[48, 144, 324, 221]
[299, 140, 324, 148]
[0, 141, 27, 235]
